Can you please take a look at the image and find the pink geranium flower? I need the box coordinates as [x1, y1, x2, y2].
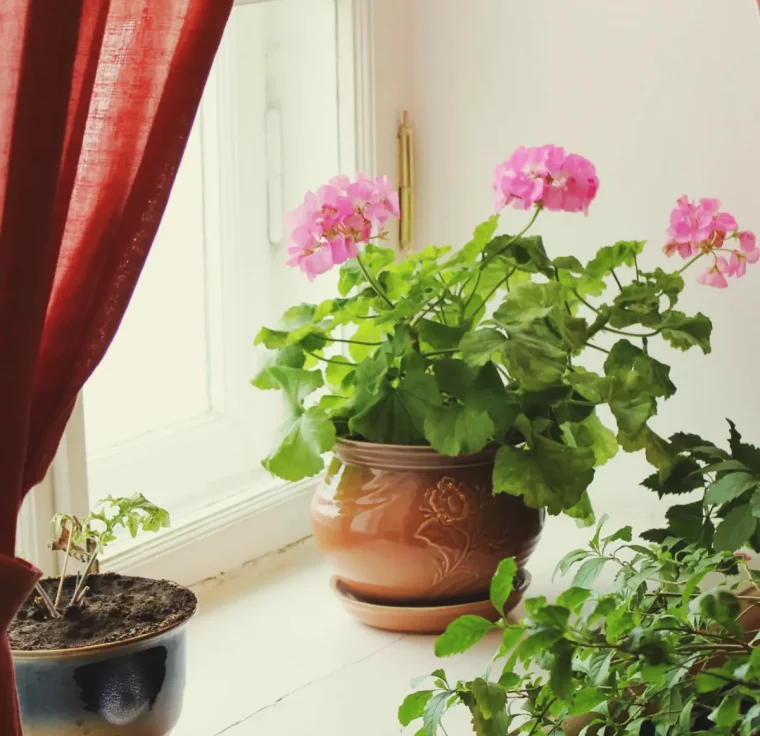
[697, 255, 729, 289]
[492, 144, 598, 215]
[734, 551, 752, 562]
[285, 173, 400, 280]
[664, 196, 757, 288]
[726, 248, 760, 278]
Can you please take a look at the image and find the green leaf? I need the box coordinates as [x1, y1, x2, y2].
[492, 282, 561, 326]
[556, 587, 592, 612]
[348, 321, 386, 361]
[711, 690, 742, 728]
[497, 671, 520, 689]
[696, 669, 731, 693]
[262, 367, 335, 481]
[661, 310, 713, 354]
[489, 558, 518, 615]
[553, 256, 585, 274]
[251, 344, 306, 390]
[565, 491, 595, 527]
[324, 356, 355, 387]
[585, 240, 646, 280]
[434, 616, 497, 657]
[460, 329, 508, 367]
[493, 424, 596, 515]
[566, 368, 612, 404]
[561, 414, 618, 467]
[572, 557, 606, 589]
[714, 504, 755, 551]
[699, 591, 741, 635]
[350, 369, 442, 445]
[263, 406, 336, 481]
[605, 340, 675, 435]
[424, 404, 494, 456]
[501, 325, 568, 390]
[470, 678, 507, 720]
[549, 639, 574, 701]
[603, 525, 632, 545]
[517, 629, 563, 659]
[422, 691, 449, 736]
[568, 687, 605, 716]
[663, 501, 708, 543]
[418, 319, 470, 351]
[728, 419, 760, 474]
[554, 549, 589, 579]
[399, 691, 434, 726]
[499, 627, 523, 658]
[705, 472, 758, 505]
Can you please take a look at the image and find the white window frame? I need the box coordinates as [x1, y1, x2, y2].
[18, 0, 384, 585]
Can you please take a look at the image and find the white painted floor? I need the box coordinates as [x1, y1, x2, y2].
[172, 510, 628, 736]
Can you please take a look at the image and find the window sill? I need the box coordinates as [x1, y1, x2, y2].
[172, 514, 615, 735]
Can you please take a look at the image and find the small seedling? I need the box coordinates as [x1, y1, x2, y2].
[34, 494, 169, 618]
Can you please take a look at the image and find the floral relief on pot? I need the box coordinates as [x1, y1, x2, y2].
[416, 477, 514, 598]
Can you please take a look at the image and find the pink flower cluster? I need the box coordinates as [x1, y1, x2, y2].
[664, 196, 757, 289]
[492, 144, 599, 215]
[286, 174, 400, 280]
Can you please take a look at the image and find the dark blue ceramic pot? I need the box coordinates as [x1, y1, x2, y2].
[12, 612, 194, 736]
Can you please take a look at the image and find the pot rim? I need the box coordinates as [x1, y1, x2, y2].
[333, 438, 498, 470]
[336, 438, 496, 454]
[11, 579, 197, 662]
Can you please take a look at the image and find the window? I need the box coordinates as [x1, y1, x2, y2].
[19, 0, 376, 581]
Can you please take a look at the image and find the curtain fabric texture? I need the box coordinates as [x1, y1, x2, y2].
[0, 1, 232, 732]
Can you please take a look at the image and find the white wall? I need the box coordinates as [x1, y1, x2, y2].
[395, 0, 760, 560]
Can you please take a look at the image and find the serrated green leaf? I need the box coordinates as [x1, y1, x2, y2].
[470, 678, 507, 720]
[705, 472, 758, 505]
[517, 629, 563, 659]
[572, 557, 606, 589]
[556, 587, 592, 612]
[399, 691, 434, 726]
[422, 691, 449, 736]
[549, 639, 574, 701]
[418, 319, 469, 351]
[714, 504, 755, 551]
[554, 549, 589, 580]
[490, 558, 518, 615]
[568, 687, 605, 716]
[435, 616, 497, 657]
[711, 690, 742, 728]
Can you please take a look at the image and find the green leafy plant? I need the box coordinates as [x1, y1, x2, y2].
[33, 494, 169, 619]
[642, 420, 760, 554]
[399, 525, 760, 735]
[252, 147, 741, 522]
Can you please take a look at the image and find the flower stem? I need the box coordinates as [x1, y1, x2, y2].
[676, 251, 706, 274]
[356, 253, 394, 309]
[479, 207, 541, 269]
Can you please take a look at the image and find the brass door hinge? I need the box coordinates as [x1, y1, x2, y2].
[398, 110, 414, 252]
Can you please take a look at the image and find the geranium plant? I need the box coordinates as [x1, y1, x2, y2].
[398, 527, 760, 736]
[253, 144, 757, 521]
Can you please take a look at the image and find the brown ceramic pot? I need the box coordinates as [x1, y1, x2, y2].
[311, 440, 544, 605]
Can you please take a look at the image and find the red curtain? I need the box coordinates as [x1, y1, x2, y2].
[0, 1, 232, 731]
